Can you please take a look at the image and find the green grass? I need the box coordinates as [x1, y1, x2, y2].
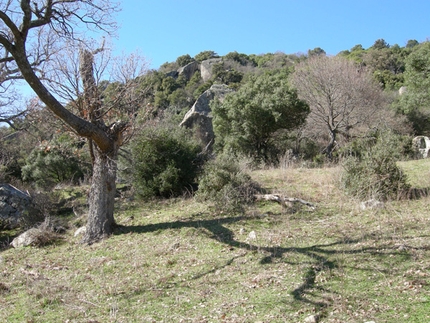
[398, 158, 430, 188]
[1, 161, 430, 322]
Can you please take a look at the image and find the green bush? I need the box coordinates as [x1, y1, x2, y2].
[197, 157, 262, 213]
[131, 126, 201, 199]
[21, 138, 90, 189]
[341, 131, 410, 201]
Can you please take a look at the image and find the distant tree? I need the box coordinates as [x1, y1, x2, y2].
[248, 52, 297, 69]
[291, 56, 386, 159]
[397, 42, 430, 135]
[406, 39, 419, 48]
[308, 47, 326, 57]
[337, 50, 350, 57]
[363, 44, 407, 89]
[194, 50, 219, 63]
[351, 44, 364, 52]
[212, 61, 243, 85]
[176, 54, 194, 67]
[372, 38, 390, 50]
[224, 51, 254, 66]
[212, 70, 309, 164]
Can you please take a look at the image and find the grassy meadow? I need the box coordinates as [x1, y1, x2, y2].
[1, 159, 430, 322]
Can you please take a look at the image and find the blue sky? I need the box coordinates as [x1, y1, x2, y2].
[115, 0, 430, 69]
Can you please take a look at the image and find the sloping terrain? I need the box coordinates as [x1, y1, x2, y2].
[1, 161, 430, 322]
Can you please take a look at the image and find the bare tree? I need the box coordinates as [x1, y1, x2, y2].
[291, 55, 386, 158]
[0, 0, 148, 243]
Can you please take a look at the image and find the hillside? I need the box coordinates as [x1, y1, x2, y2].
[1, 160, 430, 322]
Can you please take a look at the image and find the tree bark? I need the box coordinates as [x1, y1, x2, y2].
[324, 130, 337, 160]
[84, 145, 118, 244]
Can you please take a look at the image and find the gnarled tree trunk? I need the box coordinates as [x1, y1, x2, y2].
[79, 49, 125, 244]
[84, 145, 118, 243]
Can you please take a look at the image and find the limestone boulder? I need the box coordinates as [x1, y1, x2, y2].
[178, 61, 199, 81]
[0, 184, 33, 229]
[412, 136, 430, 158]
[180, 84, 233, 146]
[10, 228, 43, 248]
[200, 58, 222, 82]
[360, 199, 384, 211]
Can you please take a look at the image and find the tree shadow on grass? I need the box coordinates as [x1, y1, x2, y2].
[114, 214, 430, 319]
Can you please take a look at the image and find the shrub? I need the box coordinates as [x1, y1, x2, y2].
[341, 131, 410, 201]
[131, 126, 201, 199]
[21, 139, 91, 189]
[197, 157, 262, 213]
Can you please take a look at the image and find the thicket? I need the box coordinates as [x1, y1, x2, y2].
[21, 134, 91, 189]
[130, 124, 202, 199]
[341, 131, 411, 201]
[196, 156, 262, 213]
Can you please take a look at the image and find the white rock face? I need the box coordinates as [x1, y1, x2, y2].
[200, 58, 222, 82]
[11, 228, 43, 248]
[180, 84, 233, 146]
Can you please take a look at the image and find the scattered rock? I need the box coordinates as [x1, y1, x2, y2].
[247, 231, 257, 241]
[74, 226, 87, 237]
[0, 184, 33, 229]
[11, 228, 43, 248]
[304, 314, 318, 323]
[360, 199, 384, 211]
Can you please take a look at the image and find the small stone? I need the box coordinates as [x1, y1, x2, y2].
[247, 231, 257, 240]
[74, 226, 86, 237]
[304, 315, 318, 323]
[360, 199, 384, 210]
[11, 228, 42, 248]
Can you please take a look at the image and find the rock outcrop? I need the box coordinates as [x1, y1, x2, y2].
[178, 61, 200, 81]
[11, 228, 43, 248]
[200, 58, 222, 82]
[0, 184, 33, 229]
[412, 136, 430, 158]
[180, 84, 233, 146]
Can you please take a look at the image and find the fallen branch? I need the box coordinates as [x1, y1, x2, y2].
[255, 194, 316, 210]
